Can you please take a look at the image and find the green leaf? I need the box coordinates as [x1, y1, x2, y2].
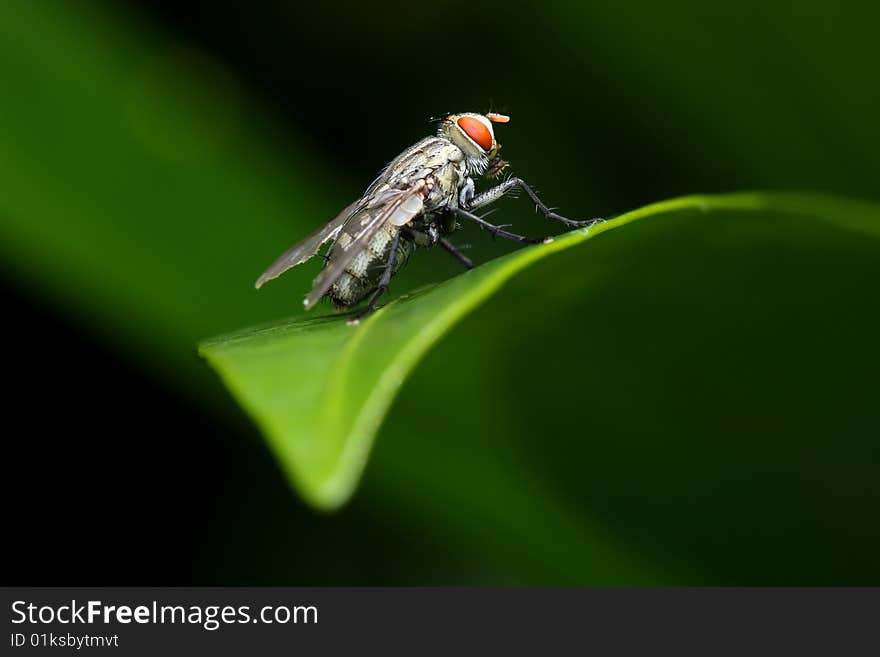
[198, 191, 880, 510]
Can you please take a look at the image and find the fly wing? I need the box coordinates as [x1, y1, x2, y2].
[304, 183, 425, 309]
[255, 199, 362, 289]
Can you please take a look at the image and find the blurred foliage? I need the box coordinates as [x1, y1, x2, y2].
[0, 1, 333, 392]
[2, 0, 880, 584]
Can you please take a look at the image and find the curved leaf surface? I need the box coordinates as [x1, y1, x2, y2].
[199, 191, 880, 510]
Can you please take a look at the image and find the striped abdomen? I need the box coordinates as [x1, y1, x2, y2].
[326, 223, 412, 307]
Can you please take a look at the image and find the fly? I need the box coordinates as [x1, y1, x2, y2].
[255, 111, 602, 323]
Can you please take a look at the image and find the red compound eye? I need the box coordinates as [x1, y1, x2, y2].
[457, 116, 493, 151]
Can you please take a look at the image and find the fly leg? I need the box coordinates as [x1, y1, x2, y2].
[348, 229, 402, 325]
[452, 208, 550, 245]
[467, 177, 603, 228]
[439, 237, 474, 269]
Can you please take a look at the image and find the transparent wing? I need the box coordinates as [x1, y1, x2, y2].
[254, 199, 362, 289]
[304, 184, 425, 309]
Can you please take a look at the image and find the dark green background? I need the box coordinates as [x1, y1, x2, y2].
[3, 1, 878, 584]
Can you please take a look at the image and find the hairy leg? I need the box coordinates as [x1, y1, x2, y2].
[452, 208, 551, 244]
[467, 177, 603, 228]
[439, 237, 474, 269]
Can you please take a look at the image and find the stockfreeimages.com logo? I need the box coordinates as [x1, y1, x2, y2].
[11, 600, 318, 631]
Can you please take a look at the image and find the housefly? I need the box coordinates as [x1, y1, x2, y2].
[255, 111, 601, 323]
